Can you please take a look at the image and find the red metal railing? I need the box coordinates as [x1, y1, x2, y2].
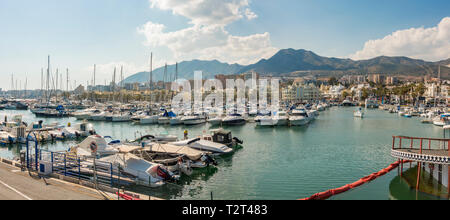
[392, 136, 450, 155]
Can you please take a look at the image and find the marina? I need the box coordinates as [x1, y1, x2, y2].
[1, 105, 449, 200]
[2, 0, 450, 206]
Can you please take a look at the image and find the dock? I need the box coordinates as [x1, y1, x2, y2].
[0, 161, 111, 200]
[0, 158, 163, 200]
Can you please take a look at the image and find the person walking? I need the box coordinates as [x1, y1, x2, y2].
[184, 130, 188, 140]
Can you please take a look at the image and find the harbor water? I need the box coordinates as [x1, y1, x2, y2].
[0, 107, 446, 200]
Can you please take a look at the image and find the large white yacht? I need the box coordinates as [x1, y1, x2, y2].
[222, 114, 246, 126]
[289, 107, 311, 126]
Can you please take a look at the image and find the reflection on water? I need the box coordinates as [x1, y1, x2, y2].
[389, 166, 448, 200]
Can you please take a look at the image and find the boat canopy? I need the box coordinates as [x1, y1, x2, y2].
[75, 135, 119, 156]
[162, 111, 177, 117]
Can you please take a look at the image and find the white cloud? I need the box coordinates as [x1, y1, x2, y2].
[149, 0, 256, 26]
[138, 22, 277, 65]
[139, 0, 277, 65]
[350, 17, 450, 61]
[245, 8, 258, 20]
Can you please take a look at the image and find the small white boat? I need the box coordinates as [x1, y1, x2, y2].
[171, 138, 233, 155]
[99, 153, 176, 187]
[111, 113, 131, 122]
[140, 115, 160, 124]
[62, 122, 95, 138]
[257, 115, 277, 126]
[73, 109, 98, 120]
[0, 131, 14, 144]
[72, 135, 119, 157]
[136, 133, 179, 143]
[433, 114, 450, 127]
[354, 108, 364, 118]
[181, 114, 206, 125]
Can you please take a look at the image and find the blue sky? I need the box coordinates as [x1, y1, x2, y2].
[0, 0, 449, 90]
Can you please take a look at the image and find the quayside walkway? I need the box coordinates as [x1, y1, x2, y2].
[0, 162, 111, 200]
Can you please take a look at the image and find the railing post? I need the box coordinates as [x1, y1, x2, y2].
[429, 139, 431, 150]
[64, 154, 67, 176]
[392, 137, 395, 149]
[420, 139, 423, 154]
[78, 158, 81, 180]
[110, 163, 113, 187]
[51, 152, 54, 172]
[410, 138, 413, 149]
[399, 137, 402, 149]
[416, 162, 421, 190]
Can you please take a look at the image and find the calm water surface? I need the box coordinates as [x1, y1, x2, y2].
[0, 107, 445, 200]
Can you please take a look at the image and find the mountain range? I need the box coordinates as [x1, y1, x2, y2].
[123, 49, 450, 83]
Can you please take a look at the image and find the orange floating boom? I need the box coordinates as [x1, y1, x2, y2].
[299, 160, 411, 200]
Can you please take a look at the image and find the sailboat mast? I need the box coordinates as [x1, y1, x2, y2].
[149, 52, 153, 90]
[66, 68, 69, 92]
[113, 67, 116, 102]
[94, 64, 96, 88]
[47, 55, 50, 104]
[120, 65, 123, 103]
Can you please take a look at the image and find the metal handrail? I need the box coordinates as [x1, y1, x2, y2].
[392, 136, 450, 156]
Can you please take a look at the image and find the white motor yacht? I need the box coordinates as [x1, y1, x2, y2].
[181, 114, 206, 125]
[90, 111, 107, 121]
[99, 153, 175, 187]
[222, 114, 246, 126]
[208, 116, 223, 125]
[169, 117, 183, 125]
[289, 107, 311, 126]
[140, 114, 160, 125]
[171, 138, 233, 155]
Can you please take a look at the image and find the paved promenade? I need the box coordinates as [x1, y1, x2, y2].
[0, 162, 111, 200]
